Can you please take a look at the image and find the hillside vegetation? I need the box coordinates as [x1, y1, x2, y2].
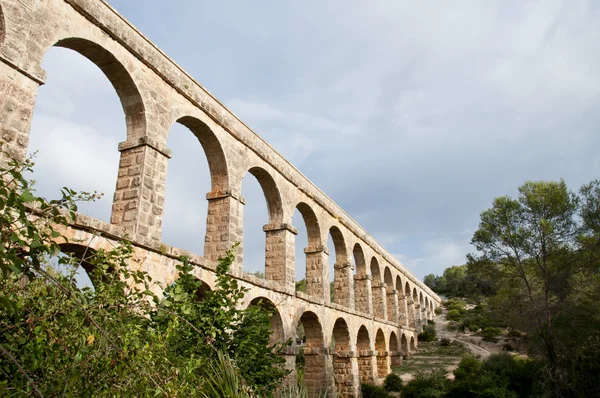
[424, 179, 600, 398]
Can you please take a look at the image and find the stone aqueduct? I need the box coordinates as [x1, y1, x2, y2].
[0, 0, 441, 396]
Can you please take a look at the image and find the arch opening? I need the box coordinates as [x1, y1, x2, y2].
[353, 243, 370, 314]
[162, 117, 228, 256]
[410, 336, 416, 352]
[396, 275, 407, 325]
[295, 311, 328, 396]
[375, 329, 388, 379]
[405, 282, 416, 329]
[292, 203, 322, 297]
[383, 267, 395, 322]
[29, 40, 144, 223]
[331, 318, 354, 395]
[249, 297, 284, 346]
[401, 334, 408, 356]
[241, 167, 283, 281]
[356, 325, 372, 383]
[328, 226, 349, 306]
[370, 258, 384, 319]
[389, 331, 401, 368]
[56, 243, 98, 289]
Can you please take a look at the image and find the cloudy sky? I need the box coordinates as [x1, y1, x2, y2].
[27, 0, 600, 281]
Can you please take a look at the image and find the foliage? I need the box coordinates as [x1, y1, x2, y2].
[295, 278, 307, 292]
[418, 324, 437, 342]
[383, 373, 403, 392]
[0, 153, 289, 397]
[401, 368, 449, 398]
[361, 383, 390, 398]
[446, 309, 462, 321]
[480, 327, 502, 342]
[446, 353, 540, 398]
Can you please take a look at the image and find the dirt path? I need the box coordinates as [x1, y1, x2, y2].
[395, 308, 496, 382]
[433, 308, 493, 359]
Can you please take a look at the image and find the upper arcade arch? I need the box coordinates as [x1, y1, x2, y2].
[353, 243, 370, 314]
[370, 258, 385, 319]
[173, 116, 229, 191]
[329, 225, 352, 307]
[52, 37, 146, 141]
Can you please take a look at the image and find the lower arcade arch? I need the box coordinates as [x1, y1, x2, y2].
[356, 325, 373, 383]
[248, 297, 284, 346]
[410, 336, 416, 352]
[295, 311, 329, 395]
[375, 329, 388, 379]
[330, 318, 357, 396]
[401, 333, 409, 356]
[389, 331, 401, 367]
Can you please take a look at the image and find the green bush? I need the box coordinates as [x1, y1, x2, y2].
[418, 324, 437, 342]
[384, 373, 403, 392]
[402, 368, 449, 398]
[435, 307, 442, 315]
[361, 383, 390, 398]
[480, 327, 502, 342]
[446, 309, 462, 321]
[0, 154, 289, 397]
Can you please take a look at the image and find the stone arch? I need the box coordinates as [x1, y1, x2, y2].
[329, 226, 350, 307]
[58, 243, 99, 287]
[353, 243, 370, 314]
[410, 336, 416, 352]
[356, 325, 372, 383]
[244, 166, 283, 223]
[240, 166, 284, 281]
[396, 275, 407, 325]
[405, 282, 416, 328]
[401, 333, 408, 356]
[249, 297, 285, 346]
[52, 38, 146, 140]
[370, 258, 384, 319]
[296, 311, 328, 395]
[389, 331, 401, 367]
[375, 329, 388, 379]
[389, 331, 399, 352]
[353, 243, 366, 275]
[161, 115, 230, 258]
[383, 267, 396, 322]
[294, 202, 324, 297]
[413, 287, 418, 303]
[420, 291, 424, 307]
[175, 116, 229, 191]
[331, 318, 355, 396]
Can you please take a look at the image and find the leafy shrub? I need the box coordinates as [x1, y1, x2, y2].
[0, 154, 289, 397]
[361, 383, 390, 398]
[435, 307, 442, 315]
[572, 335, 600, 397]
[402, 368, 449, 398]
[384, 373, 403, 392]
[439, 338, 452, 347]
[418, 324, 437, 342]
[446, 309, 462, 321]
[481, 327, 502, 342]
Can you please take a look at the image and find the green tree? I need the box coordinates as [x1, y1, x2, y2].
[469, 180, 588, 396]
